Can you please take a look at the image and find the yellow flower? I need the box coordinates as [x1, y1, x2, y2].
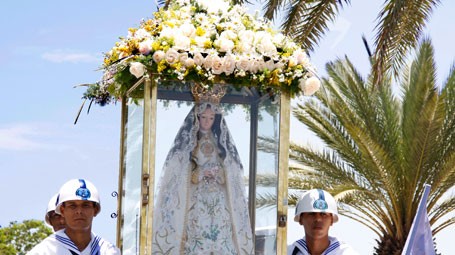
[152, 41, 161, 51]
[203, 40, 212, 49]
[156, 23, 163, 33]
[270, 70, 280, 85]
[127, 40, 139, 50]
[164, 21, 175, 28]
[103, 58, 111, 66]
[118, 45, 129, 52]
[195, 27, 205, 36]
[172, 62, 182, 71]
[157, 61, 167, 73]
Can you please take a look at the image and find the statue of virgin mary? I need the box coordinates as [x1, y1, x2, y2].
[151, 85, 254, 255]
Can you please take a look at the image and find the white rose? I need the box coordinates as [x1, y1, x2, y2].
[236, 56, 251, 72]
[134, 28, 150, 40]
[293, 49, 309, 65]
[129, 62, 146, 79]
[256, 59, 266, 72]
[237, 41, 253, 54]
[180, 23, 196, 37]
[193, 52, 205, 66]
[179, 52, 189, 64]
[165, 49, 179, 65]
[249, 58, 258, 73]
[299, 76, 321, 96]
[265, 60, 275, 71]
[173, 33, 191, 50]
[254, 31, 277, 56]
[258, 37, 277, 56]
[272, 33, 286, 48]
[138, 39, 153, 55]
[203, 55, 214, 70]
[217, 38, 234, 52]
[220, 30, 237, 40]
[152, 50, 165, 63]
[222, 55, 236, 75]
[239, 30, 254, 45]
[185, 58, 195, 68]
[211, 56, 223, 75]
[160, 26, 175, 39]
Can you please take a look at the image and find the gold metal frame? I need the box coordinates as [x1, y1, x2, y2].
[277, 93, 290, 255]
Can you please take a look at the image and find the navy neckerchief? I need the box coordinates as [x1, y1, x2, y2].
[294, 238, 341, 255]
[55, 232, 102, 255]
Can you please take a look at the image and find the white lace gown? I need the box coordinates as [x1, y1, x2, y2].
[151, 103, 253, 255]
[184, 131, 237, 254]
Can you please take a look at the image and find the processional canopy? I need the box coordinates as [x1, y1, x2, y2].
[78, 0, 321, 254]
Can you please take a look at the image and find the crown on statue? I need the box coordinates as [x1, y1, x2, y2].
[191, 83, 226, 104]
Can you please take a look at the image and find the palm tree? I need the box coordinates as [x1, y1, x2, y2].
[289, 39, 455, 254]
[255, 0, 440, 85]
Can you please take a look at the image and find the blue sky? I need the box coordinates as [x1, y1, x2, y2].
[1, 0, 454, 254]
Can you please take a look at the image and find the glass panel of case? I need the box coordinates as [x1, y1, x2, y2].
[255, 97, 280, 255]
[121, 99, 144, 255]
[119, 81, 283, 254]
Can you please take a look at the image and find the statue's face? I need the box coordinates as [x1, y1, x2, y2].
[199, 107, 215, 131]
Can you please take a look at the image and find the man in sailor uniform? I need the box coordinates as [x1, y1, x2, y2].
[27, 179, 120, 255]
[45, 193, 66, 232]
[288, 189, 358, 255]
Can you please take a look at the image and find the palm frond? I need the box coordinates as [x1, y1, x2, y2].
[282, 0, 350, 51]
[372, 0, 440, 84]
[261, 0, 285, 21]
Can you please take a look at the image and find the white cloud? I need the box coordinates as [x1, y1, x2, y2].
[0, 124, 50, 151]
[41, 49, 100, 63]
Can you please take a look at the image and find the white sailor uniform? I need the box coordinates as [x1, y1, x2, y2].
[288, 236, 359, 255]
[27, 229, 120, 255]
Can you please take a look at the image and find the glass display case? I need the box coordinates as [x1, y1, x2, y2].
[116, 76, 291, 254]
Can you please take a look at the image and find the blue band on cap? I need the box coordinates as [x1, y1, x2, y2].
[75, 179, 91, 200]
[313, 189, 328, 210]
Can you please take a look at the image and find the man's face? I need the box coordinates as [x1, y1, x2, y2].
[299, 212, 333, 241]
[47, 211, 66, 231]
[60, 200, 98, 232]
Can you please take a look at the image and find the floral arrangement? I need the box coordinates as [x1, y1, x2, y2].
[82, 0, 321, 105]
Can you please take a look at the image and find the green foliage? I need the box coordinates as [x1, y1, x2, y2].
[0, 220, 52, 255]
